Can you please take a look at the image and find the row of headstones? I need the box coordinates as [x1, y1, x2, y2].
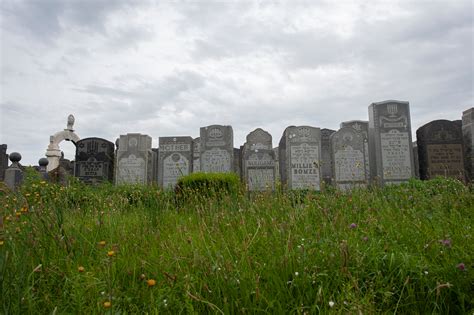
[1, 102, 473, 191]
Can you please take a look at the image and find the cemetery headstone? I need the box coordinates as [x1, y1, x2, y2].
[75, 137, 115, 184]
[331, 127, 367, 190]
[158, 136, 193, 188]
[151, 148, 158, 185]
[368, 100, 415, 185]
[38, 158, 49, 180]
[321, 128, 335, 185]
[0, 144, 8, 181]
[340, 120, 370, 182]
[116, 133, 153, 185]
[412, 142, 420, 178]
[242, 128, 275, 191]
[234, 148, 242, 179]
[200, 125, 234, 173]
[273, 147, 280, 181]
[279, 126, 322, 190]
[462, 108, 474, 181]
[4, 152, 23, 190]
[417, 120, 465, 181]
[192, 138, 201, 172]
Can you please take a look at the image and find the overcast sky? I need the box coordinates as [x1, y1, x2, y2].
[1, 0, 473, 165]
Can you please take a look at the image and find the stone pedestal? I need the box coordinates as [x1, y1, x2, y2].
[4, 152, 23, 191]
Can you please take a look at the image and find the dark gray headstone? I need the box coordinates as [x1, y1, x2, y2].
[151, 148, 158, 185]
[158, 136, 193, 188]
[331, 127, 367, 190]
[75, 137, 115, 184]
[4, 152, 23, 190]
[116, 133, 153, 185]
[192, 138, 201, 173]
[368, 101, 415, 185]
[417, 120, 465, 181]
[412, 142, 420, 178]
[200, 125, 234, 173]
[0, 144, 8, 181]
[234, 148, 242, 179]
[38, 158, 50, 180]
[242, 128, 275, 191]
[279, 126, 322, 190]
[321, 129, 335, 185]
[462, 108, 474, 181]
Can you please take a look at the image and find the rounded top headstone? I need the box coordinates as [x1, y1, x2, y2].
[39, 157, 49, 166]
[10, 152, 21, 163]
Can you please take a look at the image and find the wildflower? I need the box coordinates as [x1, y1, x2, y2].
[350, 223, 357, 229]
[294, 272, 299, 276]
[107, 250, 115, 257]
[140, 273, 146, 280]
[329, 301, 335, 308]
[0, 240, 4, 246]
[457, 263, 466, 271]
[440, 239, 452, 247]
[78, 266, 85, 273]
[103, 301, 111, 308]
[21, 207, 28, 213]
[362, 236, 369, 242]
[147, 279, 156, 287]
[15, 212, 21, 218]
[98, 241, 106, 247]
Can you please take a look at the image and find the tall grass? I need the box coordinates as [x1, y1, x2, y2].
[0, 172, 472, 314]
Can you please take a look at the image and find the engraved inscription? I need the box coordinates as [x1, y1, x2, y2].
[334, 147, 365, 181]
[381, 130, 412, 179]
[163, 153, 189, 188]
[290, 143, 320, 189]
[118, 154, 146, 184]
[248, 169, 274, 191]
[202, 148, 231, 173]
[427, 144, 464, 177]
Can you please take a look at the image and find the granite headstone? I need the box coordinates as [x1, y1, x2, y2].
[331, 127, 367, 190]
[462, 108, 474, 181]
[417, 120, 465, 181]
[321, 128, 335, 185]
[0, 144, 8, 181]
[368, 100, 415, 185]
[279, 126, 322, 190]
[158, 136, 193, 188]
[75, 137, 115, 184]
[200, 125, 234, 173]
[116, 133, 153, 185]
[192, 138, 201, 173]
[340, 120, 370, 182]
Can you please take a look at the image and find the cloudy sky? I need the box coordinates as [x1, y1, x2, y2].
[1, 0, 472, 165]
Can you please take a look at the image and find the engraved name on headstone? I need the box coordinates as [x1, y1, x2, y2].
[331, 127, 367, 190]
[74, 137, 115, 184]
[200, 125, 234, 173]
[159, 137, 193, 188]
[116, 133, 153, 185]
[368, 100, 415, 185]
[416, 120, 465, 181]
[243, 128, 275, 191]
[279, 126, 322, 190]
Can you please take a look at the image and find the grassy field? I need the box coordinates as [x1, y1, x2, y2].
[1, 172, 473, 314]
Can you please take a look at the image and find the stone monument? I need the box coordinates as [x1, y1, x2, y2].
[4, 152, 23, 190]
[0, 144, 8, 181]
[279, 126, 322, 190]
[158, 136, 193, 188]
[45, 114, 80, 172]
[417, 120, 465, 181]
[152, 148, 159, 184]
[115, 133, 154, 185]
[368, 100, 415, 185]
[340, 120, 370, 182]
[242, 128, 275, 191]
[321, 128, 335, 185]
[412, 141, 420, 178]
[38, 158, 49, 180]
[331, 127, 367, 190]
[200, 125, 234, 173]
[462, 108, 474, 181]
[74, 137, 115, 184]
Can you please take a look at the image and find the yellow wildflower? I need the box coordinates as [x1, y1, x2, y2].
[107, 250, 115, 257]
[103, 301, 111, 308]
[147, 279, 156, 287]
[98, 240, 106, 247]
[78, 266, 85, 273]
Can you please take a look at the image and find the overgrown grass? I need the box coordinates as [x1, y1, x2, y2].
[1, 172, 473, 314]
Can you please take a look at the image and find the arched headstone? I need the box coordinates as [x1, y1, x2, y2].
[45, 114, 80, 172]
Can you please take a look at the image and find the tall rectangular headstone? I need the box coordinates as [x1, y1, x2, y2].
[462, 108, 474, 181]
[242, 128, 275, 191]
[417, 120, 465, 181]
[279, 126, 322, 190]
[75, 137, 115, 184]
[158, 136, 193, 188]
[340, 121, 370, 182]
[321, 129, 335, 185]
[192, 138, 201, 173]
[368, 100, 415, 185]
[0, 144, 8, 181]
[200, 125, 234, 173]
[331, 127, 367, 190]
[116, 133, 153, 185]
